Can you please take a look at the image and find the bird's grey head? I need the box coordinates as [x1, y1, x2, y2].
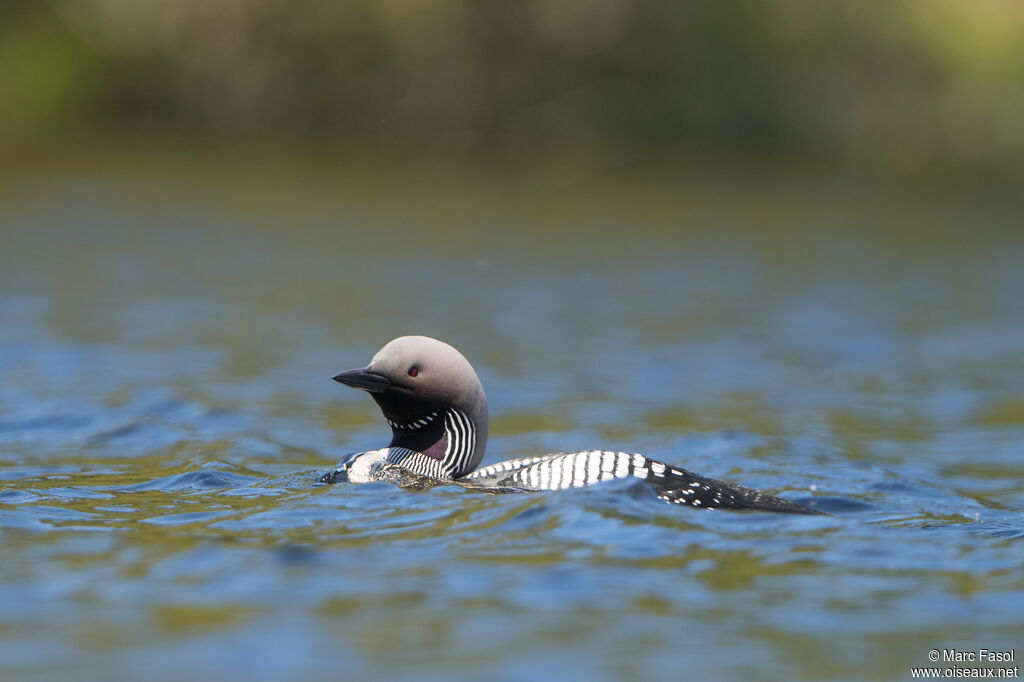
[332, 336, 489, 473]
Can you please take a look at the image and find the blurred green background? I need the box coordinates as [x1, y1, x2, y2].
[3, 0, 1023, 188]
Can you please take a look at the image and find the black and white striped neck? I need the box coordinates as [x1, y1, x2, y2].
[440, 408, 476, 477]
[383, 407, 479, 479]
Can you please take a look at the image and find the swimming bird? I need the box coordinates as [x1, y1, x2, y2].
[319, 336, 822, 514]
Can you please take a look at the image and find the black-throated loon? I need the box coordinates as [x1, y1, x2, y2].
[319, 335, 822, 514]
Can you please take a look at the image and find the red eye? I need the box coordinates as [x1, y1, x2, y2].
[408, 366, 419, 377]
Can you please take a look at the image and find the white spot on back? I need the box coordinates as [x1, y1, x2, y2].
[631, 453, 648, 479]
[565, 454, 581, 485]
[572, 453, 586, 487]
[528, 463, 540, 489]
[587, 451, 601, 484]
[614, 453, 629, 479]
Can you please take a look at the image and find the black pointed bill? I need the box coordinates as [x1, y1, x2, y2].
[332, 367, 392, 394]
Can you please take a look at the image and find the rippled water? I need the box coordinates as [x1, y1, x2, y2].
[2, 164, 1023, 681]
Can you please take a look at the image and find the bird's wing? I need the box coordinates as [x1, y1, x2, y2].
[463, 450, 824, 514]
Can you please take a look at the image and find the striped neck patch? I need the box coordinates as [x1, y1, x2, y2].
[441, 408, 476, 477]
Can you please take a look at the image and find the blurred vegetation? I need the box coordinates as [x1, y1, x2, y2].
[2, 0, 1023, 183]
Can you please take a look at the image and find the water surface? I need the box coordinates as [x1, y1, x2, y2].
[2, 163, 1023, 681]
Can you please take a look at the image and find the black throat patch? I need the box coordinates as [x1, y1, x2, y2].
[387, 413, 447, 462]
